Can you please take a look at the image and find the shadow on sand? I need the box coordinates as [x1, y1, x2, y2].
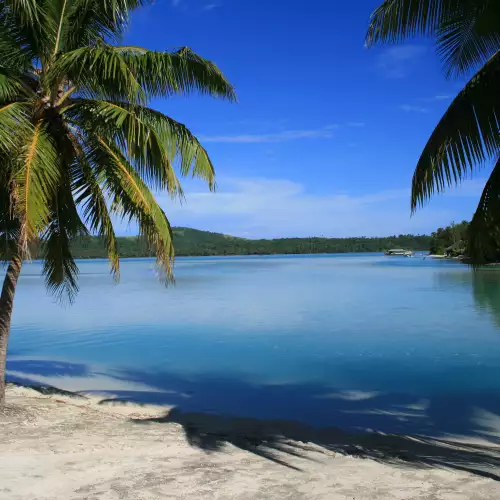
[6, 357, 500, 479]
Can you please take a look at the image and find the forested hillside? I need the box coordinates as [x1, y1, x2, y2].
[29, 227, 432, 258]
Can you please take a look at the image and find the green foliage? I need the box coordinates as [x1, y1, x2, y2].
[429, 220, 469, 255]
[0, 0, 234, 301]
[31, 227, 433, 259]
[366, 0, 500, 266]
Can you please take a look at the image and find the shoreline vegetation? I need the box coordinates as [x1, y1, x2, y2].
[28, 227, 433, 259]
[2, 383, 499, 499]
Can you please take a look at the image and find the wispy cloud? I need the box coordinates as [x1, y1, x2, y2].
[347, 122, 365, 128]
[171, 0, 220, 13]
[199, 126, 338, 143]
[400, 104, 429, 113]
[376, 45, 426, 79]
[201, 3, 218, 11]
[420, 94, 453, 103]
[120, 176, 484, 239]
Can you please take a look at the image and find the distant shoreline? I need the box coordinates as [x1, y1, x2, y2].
[25, 228, 433, 260]
[70, 249, 432, 260]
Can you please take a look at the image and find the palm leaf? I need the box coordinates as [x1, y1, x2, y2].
[65, 99, 215, 191]
[49, 44, 235, 105]
[0, 21, 37, 71]
[41, 181, 87, 304]
[436, 1, 500, 77]
[468, 156, 500, 265]
[411, 49, 500, 210]
[46, 0, 71, 55]
[0, 69, 35, 102]
[62, 0, 152, 50]
[366, 0, 458, 45]
[48, 45, 146, 104]
[0, 101, 32, 152]
[1, 0, 41, 25]
[0, 0, 49, 63]
[14, 121, 60, 248]
[366, 0, 500, 77]
[72, 148, 120, 279]
[89, 137, 175, 282]
[122, 46, 236, 101]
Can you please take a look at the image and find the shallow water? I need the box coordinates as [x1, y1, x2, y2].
[7, 254, 500, 438]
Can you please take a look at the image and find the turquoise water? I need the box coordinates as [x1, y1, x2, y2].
[7, 254, 500, 438]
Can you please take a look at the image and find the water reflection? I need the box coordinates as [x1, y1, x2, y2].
[472, 271, 500, 328]
[436, 269, 500, 328]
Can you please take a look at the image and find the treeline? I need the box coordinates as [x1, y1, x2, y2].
[30, 227, 433, 259]
[429, 221, 469, 256]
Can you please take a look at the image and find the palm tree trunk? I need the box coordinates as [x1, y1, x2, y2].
[0, 255, 22, 406]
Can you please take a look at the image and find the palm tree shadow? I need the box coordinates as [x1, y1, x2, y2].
[7, 358, 500, 479]
[131, 407, 500, 479]
[132, 407, 326, 471]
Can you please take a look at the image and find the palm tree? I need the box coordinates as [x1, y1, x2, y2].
[366, 0, 500, 263]
[0, 0, 235, 404]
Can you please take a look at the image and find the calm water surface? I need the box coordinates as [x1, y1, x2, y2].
[7, 254, 500, 438]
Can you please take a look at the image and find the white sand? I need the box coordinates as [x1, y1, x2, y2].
[1, 384, 499, 500]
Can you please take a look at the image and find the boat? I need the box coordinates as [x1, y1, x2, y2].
[384, 249, 414, 256]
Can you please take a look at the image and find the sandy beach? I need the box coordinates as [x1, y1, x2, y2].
[1, 384, 500, 500]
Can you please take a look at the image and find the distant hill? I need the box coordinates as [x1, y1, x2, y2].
[51, 227, 432, 259]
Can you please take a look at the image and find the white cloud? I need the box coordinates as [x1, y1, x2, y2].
[147, 176, 483, 239]
[376, 45, 426, 79]
[347, 122, 365, 128]
[400, 104, 429, 113]
[199, 126, 338, 143]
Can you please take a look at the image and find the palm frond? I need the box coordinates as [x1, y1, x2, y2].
[46, 0, 71, 56]
[36, 119, 87, 303]
[0, 101, 32, 152]
[65, 99, 215, 191]
[1, 0, 41, 25]
[122, 46, 236, 101]
[46, 0, 151, 54]
[62, 1, 152, 51]
[41, 181, 87, 304]
[0, 22, 37, 71]
[468, 156, 500, 266]
[0, 0, 49, 63]
[366, 0, 500, 77]
[0, 69, 35, 102]
[89, 137, 175, 282]
[14, 121, 60, 248]
[72, 148, 120, 279]
[437, 1, 500, 77]
[366, 0, 457, 45]
[48, 45, 146, 104]
[49, 45, 235, 105]
[411, 49, 500, 210]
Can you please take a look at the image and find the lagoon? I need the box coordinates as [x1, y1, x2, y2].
[7, 254, 500, 440]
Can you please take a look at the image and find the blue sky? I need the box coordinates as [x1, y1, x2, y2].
[119, 0, 488, 238]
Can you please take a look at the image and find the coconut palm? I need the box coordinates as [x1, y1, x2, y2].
[366, 0, 500, 263]
[0, 0, 235, 404]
